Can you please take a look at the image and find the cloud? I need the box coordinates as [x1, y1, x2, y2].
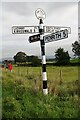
[1, 0, 79, 2]
[1, 2, 78, 59]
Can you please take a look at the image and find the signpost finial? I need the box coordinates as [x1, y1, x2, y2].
[35, 8, 46, 20]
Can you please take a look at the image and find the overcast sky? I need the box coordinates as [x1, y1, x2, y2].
[0, 1, 79, 59]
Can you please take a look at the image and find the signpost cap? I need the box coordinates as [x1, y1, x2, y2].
[35, 8, 46, 20]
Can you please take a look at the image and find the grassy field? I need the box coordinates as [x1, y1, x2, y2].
[2, 65, 80, 119]
[70, 58, 80, 63]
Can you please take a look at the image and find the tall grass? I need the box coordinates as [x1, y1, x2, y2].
[2, 66, 80, 119]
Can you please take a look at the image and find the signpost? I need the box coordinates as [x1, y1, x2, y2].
[28, 29, 68, 43]
[44, 29, 68, 43]
[29, 34, 40, 43]
[35, 8, 48, 95]
[12, 26, 39, 34]
[44, 26, 71, 34]
[12, 26, 71, 34]
[12, 8, 71, 95]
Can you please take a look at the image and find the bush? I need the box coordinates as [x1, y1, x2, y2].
[31, 56, 41, 67]
[2, 97, 23, 119]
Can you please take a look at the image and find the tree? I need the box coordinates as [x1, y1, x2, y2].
[55, 48, 70, 65]
[30, 56, 41, 66]
[72, 41, 80, 57]
[13, 52, 27, 64]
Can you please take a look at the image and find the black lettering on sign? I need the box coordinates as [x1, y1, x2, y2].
[25, 30, 28, 33]
[25, 29, 30, 33]
[51, 34, 55, 40]
[44, 29, 68, 43]
[29, 34, 40, 43]
[30, 29, 32, 33]
[63, 29, 68, 38]
[44, 36, 50, 43]
[55, 33, 61, 39]
[63, 31, 66, 38]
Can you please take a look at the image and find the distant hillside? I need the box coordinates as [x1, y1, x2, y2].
[1, 57, 14, 61]
[38, 55, 55, 60]
[0, 54, 75, 62]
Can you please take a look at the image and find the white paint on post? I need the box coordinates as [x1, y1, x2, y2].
[43, 89, 48, 95]
[42, 55, 46, 64]
[42, 72, 47, 81]
[40, 34, 44, 40]
[39, 23, 44, 29]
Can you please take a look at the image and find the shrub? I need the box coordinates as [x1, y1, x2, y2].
[2, 97, 23, 119]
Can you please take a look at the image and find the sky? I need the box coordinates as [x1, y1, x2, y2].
[0, 1, 79, 59]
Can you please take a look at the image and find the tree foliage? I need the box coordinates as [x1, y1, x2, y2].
[13, 52, 27, 64]
[55, 48, 70, 65]
[13, 52, 41, 66]
[30, 56, 41, 66]
[72, 41, 80, 57]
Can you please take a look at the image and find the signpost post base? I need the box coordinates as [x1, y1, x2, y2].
[43, 89, 48, 95]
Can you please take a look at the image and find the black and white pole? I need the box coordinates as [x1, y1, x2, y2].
[39, 19, 48, 95]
